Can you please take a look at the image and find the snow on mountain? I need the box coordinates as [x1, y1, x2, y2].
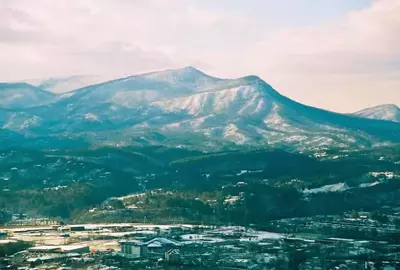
[48, 67, 221, 112]
[2, 113, 41, 131]
[2, 67, 400, 150]
[0, 83, 56, 109]
[152, 81, 266, 116]
[223, 124, 248, 144]
[353, 104, 400, 123]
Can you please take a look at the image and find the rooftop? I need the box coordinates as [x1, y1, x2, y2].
[145, 237, 181, 247]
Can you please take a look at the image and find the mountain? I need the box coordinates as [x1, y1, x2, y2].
[25, 75, 112, 93]
[0, 83, 55, 109]
[353, 104, 400, 123]
[2, 67, 400, 151]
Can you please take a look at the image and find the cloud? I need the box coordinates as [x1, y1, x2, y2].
[254, 0, 400, 73]
[0, 0, 250, 80]
[0, 0, 254, 80]
[218, 0, 400, 112]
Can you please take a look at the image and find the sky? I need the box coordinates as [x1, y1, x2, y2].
[0, 0, 399, 112]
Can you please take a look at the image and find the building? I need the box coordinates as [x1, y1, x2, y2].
[69, 225, 86, 232]
[57, 226, 70, 233]
[119, 237, 180, 258]
[120, 241, 148, 258]
[165, 249, 180, 264]
[145, 237, 181, 253]
[0, 231, 7, 240]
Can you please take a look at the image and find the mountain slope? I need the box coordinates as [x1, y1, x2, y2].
[1, 68, 400, 151]
[25, 75, 110, 93]
[353, 104, 400, 123]
[0, 83, 55, 109]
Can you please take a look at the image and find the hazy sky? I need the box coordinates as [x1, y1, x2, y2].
[1, 0, 399, 112]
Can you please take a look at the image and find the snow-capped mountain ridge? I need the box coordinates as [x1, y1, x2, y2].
[1, 67, 400, 151]
[353, 104, 400, 123]
[139, 66, 224, 88]
[53, 67, 224, 109]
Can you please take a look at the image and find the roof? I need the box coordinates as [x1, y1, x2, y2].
[327, 237, 354, 242]
[60, 245, 88, 251]
[166, 249, 180, 255]
[27, 255, 62, 262]
[26, 253, 79, 262]
[28, 244, 88, 252]
[28, 246, 61, 251]
[119, 240, 145, 246]
[145, 237, 181, 247]
[148, 241, 163, 248]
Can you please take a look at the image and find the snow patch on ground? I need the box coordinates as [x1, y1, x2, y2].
[223, 124, 248, 144]
[153, 85, 264, 116]
[370, 172, 394, 179]
[164, 115, 215, 130]
[58, 92, 75, 99]
[359, 182, 380, 188]
[3, 115, 41, 130]
[84, 113, 100, 122]
[303, 183, 349, 194]
[263, 104, 306, 133]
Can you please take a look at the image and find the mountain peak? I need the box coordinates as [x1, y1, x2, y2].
[132, 66, 223, 91]
[0, 82, 55, 109]
[355, 104, 397, 110]
[142, 66, 215, 80]
[0, 82, 54, 94]
[239, 75, 264, 83]
[182, 65, 202, 72]
[355, 103, 399, 113]
[353, 104, 400, 123]
[375, 104, 399, 110]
